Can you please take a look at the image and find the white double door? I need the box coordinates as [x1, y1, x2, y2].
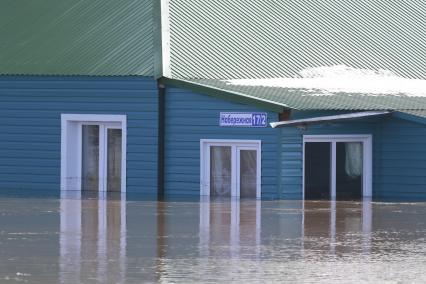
[81, 123, 123, 192]
[201, 140, 261, 198]
[303, 135, 372, 200]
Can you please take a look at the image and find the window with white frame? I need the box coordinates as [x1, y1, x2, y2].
[200, 140, 261, 198]
[61, 114, 127, 192]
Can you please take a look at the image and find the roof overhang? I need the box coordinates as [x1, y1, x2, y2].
[270, 111, 392, 128]
[160, 77, 287, 113]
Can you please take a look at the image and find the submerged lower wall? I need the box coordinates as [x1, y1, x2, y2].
[280, 112, 426, 200]
[0, 76, 158, 194]
[164, 87, 280, 199]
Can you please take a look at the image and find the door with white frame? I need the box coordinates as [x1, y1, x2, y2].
[61, 114, 126, 193]
[200, 140, 261, 199]
[303, 135, 372, 200]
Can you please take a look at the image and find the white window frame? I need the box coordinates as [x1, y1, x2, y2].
[303, 134, 373, 199]
[61, 114, 127, 192]
[200, 139, 261, 198]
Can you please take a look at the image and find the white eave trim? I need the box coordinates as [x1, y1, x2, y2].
[270, 111, 391, 128]
[160, 0, 171, 77]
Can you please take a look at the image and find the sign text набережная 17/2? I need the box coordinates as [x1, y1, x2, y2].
[219, 112, 267, 127]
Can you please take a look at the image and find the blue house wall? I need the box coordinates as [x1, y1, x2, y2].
[280, 111, 426, 200]
[0, 76, 158, 194]
[164, 87, 280, 199]
[376, 117, 426, 200]
[1, 76, 425, 201]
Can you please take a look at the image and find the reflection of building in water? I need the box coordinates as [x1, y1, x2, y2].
[199, 198, 261, 258]
[60, 192, 126, 284]
[303, 200, 372, 254]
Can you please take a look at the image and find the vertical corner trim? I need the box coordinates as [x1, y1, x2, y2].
[157, 82, 166, 197]
[160, 0, 171, 78]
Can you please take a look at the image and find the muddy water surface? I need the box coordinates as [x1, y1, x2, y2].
[0, 194, 425, 283]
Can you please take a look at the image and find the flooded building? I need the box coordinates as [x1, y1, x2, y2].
[1, 1, 426, 200]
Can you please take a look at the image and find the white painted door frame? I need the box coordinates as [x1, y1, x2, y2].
[303, 134, 373, 199]
[61, 114, 127, 193]
[200, 139, 261, 198]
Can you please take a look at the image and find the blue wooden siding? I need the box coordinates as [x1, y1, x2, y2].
[280, 112, 426, 200]
[376, 117, 426, 200]
[164, 87, 280, 199]
[0, 76, 158, 194]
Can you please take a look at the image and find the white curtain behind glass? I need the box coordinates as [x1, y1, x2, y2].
[345, 142, 363, 178]
[210, 146, 232, 197]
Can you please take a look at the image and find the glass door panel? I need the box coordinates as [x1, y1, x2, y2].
[81, 125, 100, 191]
[210, 146, 232, 197]
[304, 142, 331, 199]
[107, 129, 122, 192]
[336, 142, 363, 200]
[81, 124, 123, 192]
[239, 149, 257, 198]
[304, 138, 369, 200]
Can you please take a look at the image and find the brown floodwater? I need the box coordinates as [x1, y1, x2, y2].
[0, 192, 425, 283]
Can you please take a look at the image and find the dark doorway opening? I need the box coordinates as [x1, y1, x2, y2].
[304, 142, 331, 200]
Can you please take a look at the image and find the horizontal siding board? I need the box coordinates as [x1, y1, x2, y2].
[1, 142, 60, 151]
[0, 76, 158, 194]
[0, 181, 60, 190]
[1, 103, 155, 112]
[0, 172, 60, 181]
[381, 144, 426, 152]
[0, 76, 157, 87]
[281, 169, 303, 177]
[378, 154, 426, 160]
[374, 186, 426, 194]
[164, 88, 280, 198]
[281, 152, 303, 159]
[281, 160, 303, 167]
[379, 163, 426, 170]
[281, 177, 303, 185]
[363, 137, 422, 144]
[0, 91, 158, 99]
[0, 111, 158, 119]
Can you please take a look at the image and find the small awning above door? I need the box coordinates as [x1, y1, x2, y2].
[270, 111, 391, 128]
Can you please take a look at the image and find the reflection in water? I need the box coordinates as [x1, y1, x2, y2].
[60, 192, 126, 283]
[47, 195, 426, 283]
[303, 200, 372, 255]
[199, 197, 261, 259]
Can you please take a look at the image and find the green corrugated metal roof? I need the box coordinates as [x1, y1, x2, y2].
[0, 0, 154, 76]
[165, 1, 426, 112]
[168, 0, 426, 80]
[175, 78, 426, 111]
